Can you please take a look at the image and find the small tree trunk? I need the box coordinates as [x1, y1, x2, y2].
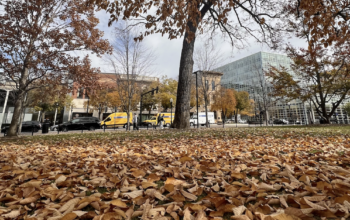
[127, 97, 131, 131]
[205, 99, 209, 128]
[7, 91, 25, 136]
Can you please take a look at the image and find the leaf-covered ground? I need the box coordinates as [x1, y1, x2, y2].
[0, 127, 350, 220]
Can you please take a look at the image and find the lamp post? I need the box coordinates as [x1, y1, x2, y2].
[98, 104, 102, 121]
[193, 71, 201, 128]
[140, 87, 159, 126]
[234, 110, 237, 128]
[170, 98, 173, 127]
[114, 106, 117, 113]
[53, 102, 59, 126]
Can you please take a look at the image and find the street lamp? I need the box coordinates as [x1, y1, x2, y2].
[53, 102, 59, 126]
[170, 98, 173, 127]
[193, 71, 201, 128]
[98, 103, 102, 120]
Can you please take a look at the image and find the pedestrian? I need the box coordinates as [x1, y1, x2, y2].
[159, 114, 165, 129]
[133, 113, 139, 130]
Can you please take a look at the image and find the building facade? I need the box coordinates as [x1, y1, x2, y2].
[216, 51, 350, 124]
[190, 71, 224, 121]
[63, 73, 160, 122]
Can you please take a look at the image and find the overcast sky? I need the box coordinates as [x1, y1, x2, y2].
[80, 10, 308, 80]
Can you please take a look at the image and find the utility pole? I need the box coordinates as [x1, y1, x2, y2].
[139, 87, 159, 126]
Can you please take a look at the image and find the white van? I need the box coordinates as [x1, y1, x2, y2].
[190, 112, 215, 126]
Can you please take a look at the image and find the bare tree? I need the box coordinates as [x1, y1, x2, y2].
[253, 63, 274, 125]
[105, 22, 156, 130]
[194, 41, 224, 127]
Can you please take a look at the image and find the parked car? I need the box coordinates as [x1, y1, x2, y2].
[288, 119, 301, 124]
[1, 121, 41, 133]
[247, 120, 262, 124]
[273, 119, 289, 124]
[50, 125, 59, 131]
[59, 117, 100, 131]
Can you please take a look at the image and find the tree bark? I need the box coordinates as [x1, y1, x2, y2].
[205, 99, 209, 127]
[173, 21, 198, 129]
[41, 112, 46, 123]
[7, 91, 25, 136]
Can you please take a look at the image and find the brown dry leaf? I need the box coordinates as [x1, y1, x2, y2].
[303, 198, 326, 210]
[110, 199, 128, 208]
[195, 210, 208, 220]
[230, 216, 251, 220]
[271, 213, 301, 220]
[165, 177, 186, 185]
[20, 195, 40, 204]
[102, 212, 123, 220]
[141, 199, 152, 220]
[180, 188, 197, 201]
[142, 181, 157, 189]
[233, 206, 246, 216]
[170, 212, 180, 220]
[19, 180, 42, 188]
[132, 169, 146, 178]
[56, 175, 67, 185]
[122, 190, 143, 199]
[2, 210, 21, 218]
[72, 211, 87, 217]
[114, 208, 127, 219]
[180, 156, 193, 163]
[59, 198, 80, 213]
[145, 189, 167, 201]
[61, 212, 77, 220]
[231, 172, 246, 179]
[183, 208, 195, 220]
[147, 173, 160, 182]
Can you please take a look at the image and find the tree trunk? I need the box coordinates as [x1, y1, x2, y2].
[173, 21, 198, 129]
[205, 99, 209, 128]
[127, 97, 131, 131]
[17, 108, 26, 135]
[41, 112, 46, 123]
[7, 91, 25, 136]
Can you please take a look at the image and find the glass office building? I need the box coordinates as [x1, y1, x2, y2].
[216, 51, 350, 124]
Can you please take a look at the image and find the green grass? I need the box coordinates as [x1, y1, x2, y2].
[309, 149, 324, 154]
[97, 187, 108, 194]
[1, 125, 349, 146]
[155, 180, 165, 189]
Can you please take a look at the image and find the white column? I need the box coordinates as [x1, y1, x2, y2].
[53, 108, 58, 126]
[37, 111, 41, 121]
[0, 90, 10, 131]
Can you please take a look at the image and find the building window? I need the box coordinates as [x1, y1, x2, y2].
[212, 81, 215, 90]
